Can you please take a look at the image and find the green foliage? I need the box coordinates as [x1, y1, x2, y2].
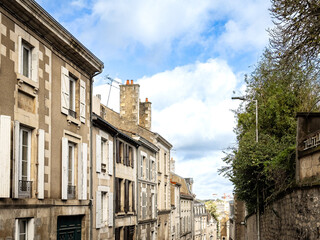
[220, 49, 320, 213]
[205, 200, 219, 221]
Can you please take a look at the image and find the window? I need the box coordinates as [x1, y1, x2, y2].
[15, 218, 34, 240]
[21, 42, 31, 78]
[96, 190, 108, 228]
[67, 143, 75, 199]
[164, 153, 167, 175]
[101, 138, 108, 173]
[61, 66, 86, 123]
[69, 76, 76, 118]
[19, 127, 32, 198]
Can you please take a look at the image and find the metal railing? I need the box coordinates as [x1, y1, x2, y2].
[18, 180, 32, 198]
[67, 185, 76, 199]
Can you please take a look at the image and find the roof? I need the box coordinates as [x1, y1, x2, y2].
[0, 0, 104, 76]
[170, 172, 194, 199]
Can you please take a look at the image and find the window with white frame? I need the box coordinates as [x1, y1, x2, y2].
[140, 156, 144, 178]
[60, 66, 86, 123]
[69, 75, 76, 117]
[21, 42, 32, 78]
[67, 142, 76, 199]
[15, 218, 34, 240]
[18, 127, 32, 198]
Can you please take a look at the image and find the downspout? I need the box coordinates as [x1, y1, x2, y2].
[136, 145, 140, 238]
[89, 71, 100, 240]
[113, 133, 118, 237]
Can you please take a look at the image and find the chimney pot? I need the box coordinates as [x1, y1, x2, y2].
[146, 98, 148, 102]
[126, 80, 129, 85]
[131, 80, 133, 84]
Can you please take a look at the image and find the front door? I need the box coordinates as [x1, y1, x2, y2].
[57, 215, 82, 240]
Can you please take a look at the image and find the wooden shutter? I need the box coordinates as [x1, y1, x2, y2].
[146, 157, 149, 180]
[115, 178, 119, 213]
[96, 191, 101, 228]
[131, 148, 134, 168]
[96, 135, 101, 173]
[125, 180, 129, 213]
[0, 116, 11, 198]
[82, 143, 88, 200]
[61, 137, 68, 200]
[108, 192, 113, 226]
[31, 49, 38, 82]
[37, 129, 45, 199]
[61, 66, 69, 115]
[80, 79, 86, 123]
[116, 140, 120, 163]
[108, 140, 113, 175]
[123, 144, 127, 166]
[142, 191, 146, 219]
[13, 121, 20, 198]
[132, 181, 135, 212]
[78, 143, 87, 200]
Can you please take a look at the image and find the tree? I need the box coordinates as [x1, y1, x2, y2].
[205, 200, 219, 221]
[220, 49, 320, 213]
[269, 0, 320, 68]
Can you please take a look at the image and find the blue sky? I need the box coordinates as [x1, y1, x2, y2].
[36, 0, 273, 199]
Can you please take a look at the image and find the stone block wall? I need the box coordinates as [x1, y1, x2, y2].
[245, 186, 320, 240]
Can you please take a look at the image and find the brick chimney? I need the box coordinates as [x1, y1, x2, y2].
[120, 80, 140, 124]
[139, 98, 152, 130]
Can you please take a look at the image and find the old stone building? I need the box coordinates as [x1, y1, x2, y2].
[134, 135, 159, 240]
[170, 176, 181, 240]
[170, 173, 194, 240]
[194, 200, 208, 240]
[0, 0, 103, 239]
[92, 108, 117, 239]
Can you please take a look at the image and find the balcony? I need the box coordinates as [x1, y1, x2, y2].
[67, 185, 76, 199]
[18, 180, 32, 198]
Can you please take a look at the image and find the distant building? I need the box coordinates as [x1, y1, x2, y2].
[194, 200, 208, 240]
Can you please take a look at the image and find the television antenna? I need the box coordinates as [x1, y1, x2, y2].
[105, 75, 121, 108]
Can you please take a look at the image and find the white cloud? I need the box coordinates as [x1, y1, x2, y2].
[137, 58, 239, 149]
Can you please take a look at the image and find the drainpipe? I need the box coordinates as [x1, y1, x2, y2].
[136, 145, 140, 238]
[89, 71, 100, 240]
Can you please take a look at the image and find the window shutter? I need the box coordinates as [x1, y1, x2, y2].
[123, 144, 127, 166]
[142, 191, 146, 219]
[61, 66, 69, 115]
[80, 79, 86, 123]
[131, 148, 134, 168]
[78, 143, 88, 200]
[0, 115, 11, 198]
[108, 192, 113, 226]
[13, 121, 20, 198]
[115, 178, 119, 213]
[31, 50, 39, 82]
[61, 137, 68, 200]
[96, 135, 101, 173]
[125, 180, 129, 213]
[146, 158, 149, 180]
[132, 181, 135, 212]
[37, 129, 45, 199]
[82, 143, 88, 200]
[108, 140, 113, 176]
[116, 140, 120, 163]
[126, 145, 129, 166]
[96, 191, 101, 228]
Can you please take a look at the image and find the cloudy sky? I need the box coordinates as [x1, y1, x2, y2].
[37, 0, 273, 199]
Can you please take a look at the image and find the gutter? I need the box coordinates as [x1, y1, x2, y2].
[89, 71, 101, 240]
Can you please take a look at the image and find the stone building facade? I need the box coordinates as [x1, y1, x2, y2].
[194, 200, 208, 240]
[0, 0, 103, 239]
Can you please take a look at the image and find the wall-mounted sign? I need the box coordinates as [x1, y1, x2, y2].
[303, 132, 320, 150]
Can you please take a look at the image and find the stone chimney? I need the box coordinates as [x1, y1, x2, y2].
[139, 97, 152, 130]
[120, 80, 140, 124]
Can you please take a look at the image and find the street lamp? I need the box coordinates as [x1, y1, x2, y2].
[231, 96, 260, 240]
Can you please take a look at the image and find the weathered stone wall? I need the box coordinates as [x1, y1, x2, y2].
[245, 186, 320, 240]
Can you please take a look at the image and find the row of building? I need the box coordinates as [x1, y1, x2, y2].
[0, 0, 219, 239]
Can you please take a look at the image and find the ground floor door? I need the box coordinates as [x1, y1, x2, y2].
[57, 215, 83, 240]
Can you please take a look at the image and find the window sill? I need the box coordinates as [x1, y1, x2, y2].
[67, 115, 81, 128]
[17, 73, 39, 90]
